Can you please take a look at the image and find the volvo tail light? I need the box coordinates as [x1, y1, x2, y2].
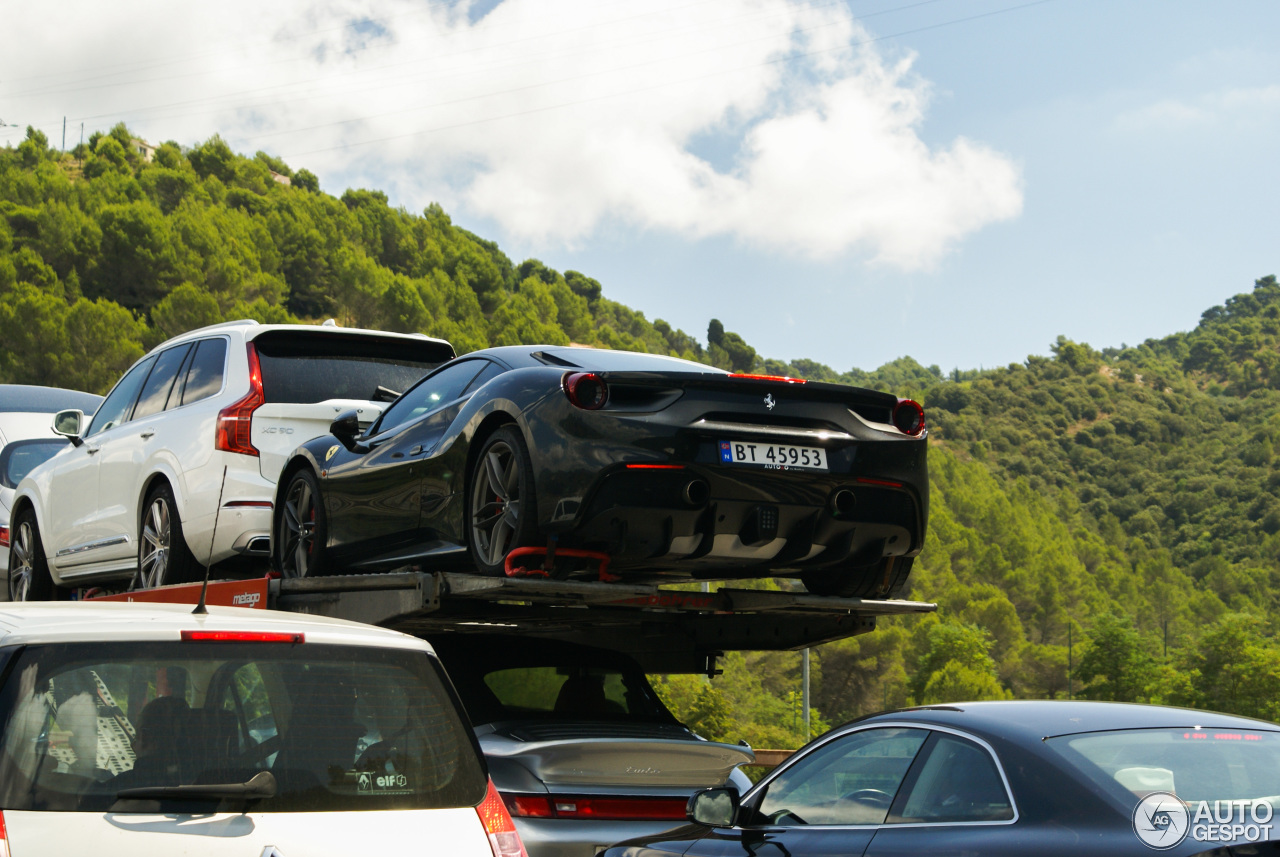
[215, 342, 265, 457]
[477, 780, 528, 857]
[563, 372, 608, 410]
[0, 527, 8, 549]
[893, 398, 926, 436]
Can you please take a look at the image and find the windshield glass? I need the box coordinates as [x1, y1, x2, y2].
[0, 641, 485, 813]
[1047, 728, 1280, 811]
[0, 438, 69, 488]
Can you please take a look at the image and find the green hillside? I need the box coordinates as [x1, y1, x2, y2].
[5, 125, 1280, 747]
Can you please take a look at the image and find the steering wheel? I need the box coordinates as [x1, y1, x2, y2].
[843, 788, 893, 808]
[766, 808, 808, 826]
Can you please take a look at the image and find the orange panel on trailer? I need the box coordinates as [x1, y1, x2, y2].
[91, 576, 270, 609]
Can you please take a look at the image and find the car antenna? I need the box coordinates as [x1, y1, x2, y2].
[193, 466, 228, 615]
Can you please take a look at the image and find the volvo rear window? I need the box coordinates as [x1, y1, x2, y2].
[254, 332, 454, 405]
[0, 641, 486, 813]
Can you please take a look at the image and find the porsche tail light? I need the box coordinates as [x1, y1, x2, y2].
[477, 780, 529, 857]
[0, 527, 8, 548]
[893, 398, 926, 436]
[563, 372, 608, 410]
[503, 792, 688, 821]
[216, 342, 265, 457]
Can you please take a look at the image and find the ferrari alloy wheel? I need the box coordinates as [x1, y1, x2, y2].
[9, 509, 55, 601]
[277, 468, 327, 578]
[136, 484, 201, 589]
[468, 426, 538, 576]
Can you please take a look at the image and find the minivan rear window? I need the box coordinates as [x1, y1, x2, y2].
[0, 641, 486, 813]
[254, 332, 454, 405]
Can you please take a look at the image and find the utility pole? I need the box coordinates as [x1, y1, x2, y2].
[62, 117, 66, 151]
[802, 648, 810, 741]
[1067, 623, 1073, 700]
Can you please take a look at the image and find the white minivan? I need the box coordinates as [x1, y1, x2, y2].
[0, 601, 526, 856]
[7, 320, 454, 600]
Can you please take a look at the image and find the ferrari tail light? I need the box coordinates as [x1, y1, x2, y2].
[503, 792, 688, 821]
[563, 372, 608, 410]
[893, 398, 926, 436]
[477, 780, 529, 857]
[728, 373, 806, 384]
[0, 527, 8, 549]
[215, 342, 264, 457]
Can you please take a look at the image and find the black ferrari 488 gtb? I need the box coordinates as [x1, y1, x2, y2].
[272, 346, 927, 596]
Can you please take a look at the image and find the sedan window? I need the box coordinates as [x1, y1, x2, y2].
[87, 356, 156, 437]
[376, 361, 486, 432]
[753, 727, 929, 826]
[892, 733, 1014, 823]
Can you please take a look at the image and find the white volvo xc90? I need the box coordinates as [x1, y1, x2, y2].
[6, 319, 453, 599]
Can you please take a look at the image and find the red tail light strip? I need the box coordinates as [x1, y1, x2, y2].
[624, 463, 685, 470]
[181, 630, 304, 643]
[728, 373, 806, 383]
[0, 527, 8, 549]
[856, 477, 903, 489]
[503, 793, 689, 821]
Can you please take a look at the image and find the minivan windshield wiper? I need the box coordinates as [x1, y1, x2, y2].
[116, 770, 277, 802]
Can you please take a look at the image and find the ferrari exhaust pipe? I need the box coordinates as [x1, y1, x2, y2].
[831, 489, 856, 518]
[683, 479, 710, 507]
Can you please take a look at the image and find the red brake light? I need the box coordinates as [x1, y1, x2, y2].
[624, 463, 685, 470]
[563, 372, 608, 410]
[181, 630, 304, 643]
[0, 527, 8, 549]
[504, 793, 688, 821]
[216, 342, 264, 457]
[477, 780, 528, 857]
[892, 398, 926, 436]
[0, 809, 8, 857]
[728, 373, 806, 383]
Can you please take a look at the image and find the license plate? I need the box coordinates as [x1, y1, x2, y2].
[719, 440, 828, 471]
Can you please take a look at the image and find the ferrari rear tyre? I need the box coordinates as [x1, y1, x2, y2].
[135, 483, 202, 589]
[468, 426, 538, 576]
[276, 468, 328, 578]
[9, 509, 57, 601]
[801, 556, 912, 599]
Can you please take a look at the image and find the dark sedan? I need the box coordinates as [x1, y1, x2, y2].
[273, 346, 928, 596]
[604, 700, 1280, 857]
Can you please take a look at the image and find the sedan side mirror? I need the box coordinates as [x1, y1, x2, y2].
[688, 787, 740, 828]
[330, 409, 363, 451]
[53, 409, 85, 447]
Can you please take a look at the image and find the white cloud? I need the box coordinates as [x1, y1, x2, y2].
[2, 0, 1022, 268]
[1116, 85, 1280, 133]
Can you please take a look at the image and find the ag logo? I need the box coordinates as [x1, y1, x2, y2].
[763, 394, 776, 410]
[325, 444, 340, 462]
[1133, 791, 1189, 849]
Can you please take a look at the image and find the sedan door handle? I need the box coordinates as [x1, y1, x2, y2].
[85, 445, 101, 456]
[140, 429, 155, 439]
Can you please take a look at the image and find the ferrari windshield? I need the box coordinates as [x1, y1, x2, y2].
[1047, 728, 1280, 810]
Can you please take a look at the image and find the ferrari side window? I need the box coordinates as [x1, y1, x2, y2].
[753, 727, 929, 826]
[378, 361, 485, 430]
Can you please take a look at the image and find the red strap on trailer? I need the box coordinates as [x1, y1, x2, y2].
[504, 547, 618, 582]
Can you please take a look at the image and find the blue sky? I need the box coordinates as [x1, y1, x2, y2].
[3, 0, 1276, 373]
